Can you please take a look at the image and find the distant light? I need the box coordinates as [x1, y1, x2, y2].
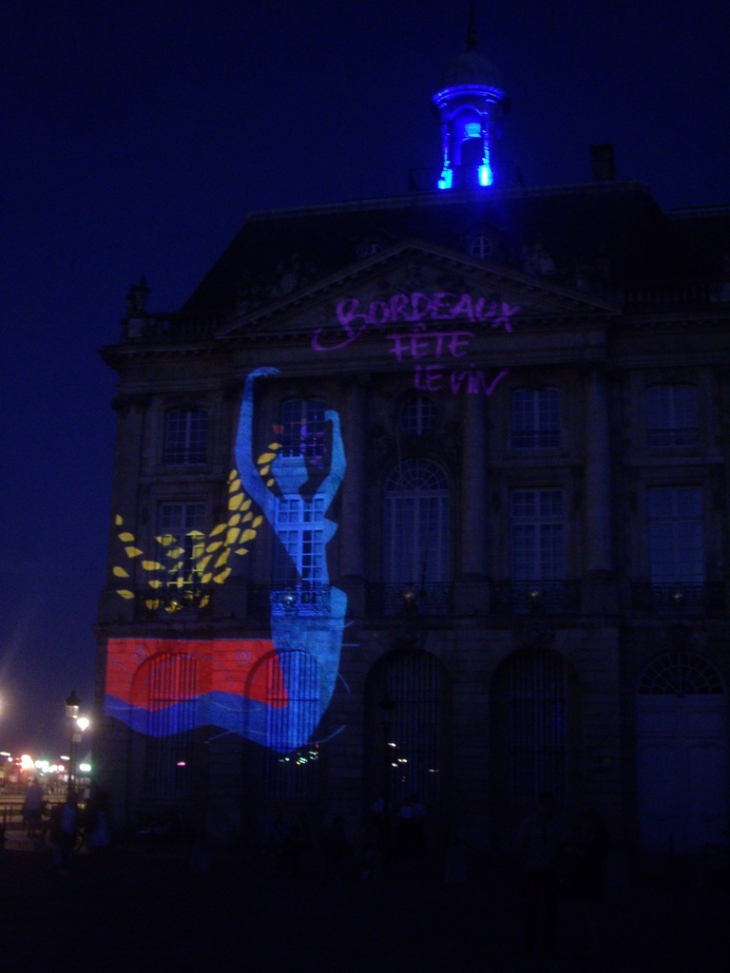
[79, 762, 92, 773]
[478, 163, 492, 187]
[20, 754, 34, 771]
[176, 761, 186, 767]
[34, 760, 49, 773]
[76, 717, 91, 732]
[60, 755, 70, 762]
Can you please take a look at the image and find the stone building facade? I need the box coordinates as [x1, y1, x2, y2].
[95, 39, 730, 854]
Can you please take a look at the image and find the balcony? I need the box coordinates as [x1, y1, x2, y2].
[630, 582, 725, 615]
[490, 580, 581, 616]
[365, 583, 453, 617]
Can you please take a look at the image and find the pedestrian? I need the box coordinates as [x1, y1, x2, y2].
[24, 777, 44, 837]
[58, 790, 79, 872]
[518, 791, 566, 958]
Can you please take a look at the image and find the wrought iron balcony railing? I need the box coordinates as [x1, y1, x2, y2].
[247, 583, 333, 619]
[365, 583, 453, 617]
[630, 582, 725, 614]
[134, 586, 214, 618]
[490, 580, 581, 616]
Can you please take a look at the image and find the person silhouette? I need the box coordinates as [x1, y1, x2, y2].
[235, 367, 347, 751]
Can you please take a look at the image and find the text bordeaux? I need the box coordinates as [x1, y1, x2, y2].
[312, 291, 521, 352]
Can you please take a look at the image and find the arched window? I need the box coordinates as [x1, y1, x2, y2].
[639, 651, 723, 695]
[511, 388, 560, 449]
[163, 409, 208, 465]
[468, 234, 494, 260]
[383, 460, 449, 584]
[142, 653, 198, 797]
[646, 385, 697, 447]
[279, 398, 326, 461]
[398, 393, 438, 436]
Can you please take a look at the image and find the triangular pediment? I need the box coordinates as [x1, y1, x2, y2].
[218, 239, 619, 344]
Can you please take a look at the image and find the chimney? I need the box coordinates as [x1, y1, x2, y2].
[590, 144, 615, 182]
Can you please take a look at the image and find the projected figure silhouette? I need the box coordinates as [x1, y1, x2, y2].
[235, 367, 347, 751]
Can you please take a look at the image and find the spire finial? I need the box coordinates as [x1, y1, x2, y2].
[466, 2, 477, 52]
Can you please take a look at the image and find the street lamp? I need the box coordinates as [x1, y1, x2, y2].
[65, 691, 80, 792]
[379, 690, 396, 855]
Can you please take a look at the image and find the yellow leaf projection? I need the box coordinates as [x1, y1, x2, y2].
[266, 478, 275, 487]
[113, 467, 264, 604]
[258, 452, 277, 464]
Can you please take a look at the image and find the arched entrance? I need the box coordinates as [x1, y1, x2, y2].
[491, 648, 582, 843]
[364, 648, 451, 814]
[637, 651, 728, 852]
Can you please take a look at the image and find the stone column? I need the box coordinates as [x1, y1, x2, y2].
[585, 368, 613, 574]
[460, 394, 487, 576]
[339, 381, 366, 581]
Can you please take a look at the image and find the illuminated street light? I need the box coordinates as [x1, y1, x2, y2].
[65, 690, 81, 792]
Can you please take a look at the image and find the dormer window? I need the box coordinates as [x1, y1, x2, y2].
[468, 234, 494, 260]
[163, 409, 208, 465]
[646, 385, 698, 447]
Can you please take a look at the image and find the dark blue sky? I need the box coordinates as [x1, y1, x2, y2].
[1, 0, 729, 754]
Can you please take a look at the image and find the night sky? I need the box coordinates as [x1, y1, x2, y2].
[1, 0, 728, 755]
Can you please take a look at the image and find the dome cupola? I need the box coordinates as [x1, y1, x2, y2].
[432, 8, 509, 190]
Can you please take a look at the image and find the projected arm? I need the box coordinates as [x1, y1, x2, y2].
[235, 367, 280, 522]
[320, 409, 346, 513]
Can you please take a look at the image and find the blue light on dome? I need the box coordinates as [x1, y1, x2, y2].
[464, 121, 481, 138]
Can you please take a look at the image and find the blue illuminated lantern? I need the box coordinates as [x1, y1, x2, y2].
[432, 13, 508, 191]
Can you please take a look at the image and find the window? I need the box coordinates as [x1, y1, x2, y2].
[143, 653, 198, 797]
[163, 409, 208, 465]
[158, 502, 206, 586]
[398, 393, 438, 435]
[511, 490, 564, 581]
[280, 399, 326, 461]
[647, 487, 704, 583]
[511, 388, 560, 449]
[646, 385, 698, 447]
[383, 460, 449, 583]
[273, 495, 326, 589]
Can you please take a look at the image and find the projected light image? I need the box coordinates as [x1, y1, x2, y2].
[105, 367, 347, 754]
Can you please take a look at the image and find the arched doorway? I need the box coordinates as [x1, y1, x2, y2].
[491, 648, 582, 843]
[364, 648, 451, 814]
[637, 651, 728, 852]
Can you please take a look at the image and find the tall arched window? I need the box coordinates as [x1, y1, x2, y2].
[511, 388, 560, 449]
[163, 409, 208, 465]
[646, 385, 697, 447]
[260, 650, 322, 800]
[383, 460, 449, 584]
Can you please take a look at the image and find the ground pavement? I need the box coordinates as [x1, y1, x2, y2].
[0, 837, 727, 973]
